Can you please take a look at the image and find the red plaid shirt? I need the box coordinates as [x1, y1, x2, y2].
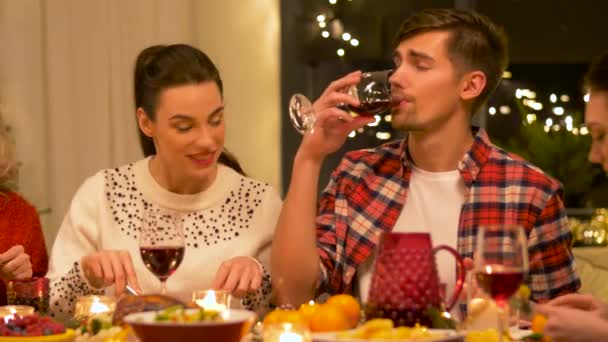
[316, 128, 580, 301]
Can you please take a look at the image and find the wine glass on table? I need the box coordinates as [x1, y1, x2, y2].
[139, 206, 185, 295]
[474, 225, 528, 342]
[288, 69, 394, 134]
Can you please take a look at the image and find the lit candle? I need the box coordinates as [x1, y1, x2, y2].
[0, 305, 35, 323]
[193, 290, 228, 312]
[263, 323, 311, 342]
[74, 295, 116, 319]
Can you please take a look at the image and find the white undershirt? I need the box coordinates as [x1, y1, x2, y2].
[357, 165, 466, 304]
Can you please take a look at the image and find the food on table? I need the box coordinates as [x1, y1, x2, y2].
[527, 313, 550, 342]
[111, 294, 186, 326]
[153, 306, 221, 323]
[74, 313, 129, 342]
[326, 294, 361, 328]
[336, 319, 447, 340]
[263, 294, 361, 332]
[0, 314, 65, 336]
[465, 329, 501, 342]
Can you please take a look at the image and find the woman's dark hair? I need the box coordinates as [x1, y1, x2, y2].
[584, 50, 608, 93]
[134, 44, 245, 176]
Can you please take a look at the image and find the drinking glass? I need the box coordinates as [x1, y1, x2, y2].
[139, 206, 185, 295]
[288, 70, 393, 134]
[474, 225, 528, 342]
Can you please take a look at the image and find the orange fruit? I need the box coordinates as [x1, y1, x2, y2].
[263, 309, 305, 327]
[531, 314, 551, 341]
[326, 294, 361, 328]
[298, 301, 320, 327]
[310, 303, 351, 332]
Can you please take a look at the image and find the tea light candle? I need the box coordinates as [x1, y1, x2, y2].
[263, 323, 311, 342]
[193, 290, 229, 312]
[0, 305, 35, 323]
[73, 295, 116, 319]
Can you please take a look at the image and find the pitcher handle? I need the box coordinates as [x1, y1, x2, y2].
[432, 245, 465, 312]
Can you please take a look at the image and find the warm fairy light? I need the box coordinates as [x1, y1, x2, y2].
[348, 130, 356, 138]
[526, 114, 537, 124]
[337, 49, 345, 57]
[584, 94, 590, 103]
[502, 71, 512, 79]
[553, 125, 560, 132]
[321, 31, 329, 38]
[544, 126, 550, 133]
[329, 0, 337, 4]
[553, 107, 565, 115]
[376, 132, 391, 140]
[342, 32, 351, 41]
[529, 101, 543, 111]
[545, 118, 553, 127]
[573, 128, 579, 135]
[316, 15, 326, 22]
[350, 39, 359, 46]
[318, 21, 326, 28]
[561, 94, 570, 102]
[384, 114, 392, 122]
[581, 127, 589, 135]
[550, 94, 557, 103]
[367, 115, 381, 127]
[499, 105, 511, 115]
[488, 107, 496, 115]
[515, 89, 523, 99]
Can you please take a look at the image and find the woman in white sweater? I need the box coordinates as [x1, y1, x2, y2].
[47, 44, 281, 321]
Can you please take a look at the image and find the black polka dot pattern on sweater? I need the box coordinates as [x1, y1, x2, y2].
[103, 164, 266, 246]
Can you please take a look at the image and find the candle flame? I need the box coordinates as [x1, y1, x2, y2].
[195, 290, 227, 312]
[89, 297, 110, 314]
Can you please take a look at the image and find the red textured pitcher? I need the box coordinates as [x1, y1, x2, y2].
[365, 232, 465, 327]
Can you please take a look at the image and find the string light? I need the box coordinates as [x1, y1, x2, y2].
[384, 114, 392, 122]
[342, 32, 351, 41]
[350, 39, 359, 46]
[553, 125, 561, 132]
[318, 21, 326, 28]
[545, 118, 553, 127]
[337, 48, 345, 57]
[376, 132, 391, 140]
[367, 115, 381, 127]
[321, 31, 330, 38]
[526, 114, 537, 124]
[581, 127, 589, 135]
[348, 130, 356, 138]
[560, 94, 570, 102]
[502, 71, 512, 79]
[553, 107, 564, 115]
[316, 15, 326, 22]
[499, 105, 511, 115]
[489, 107, 496, 115]
[516, 89, 523, 99]
[550, 94, 557, 103]
[584, 94, 590, 103]
[329, 0, 337, 4]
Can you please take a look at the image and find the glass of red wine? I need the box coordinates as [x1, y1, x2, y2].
[139, 206, 185, 295]
[474, 225, 528, 342]
[288, 70, 393, 134]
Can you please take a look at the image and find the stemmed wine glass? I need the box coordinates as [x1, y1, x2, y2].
[139, 206, 185, 295]
[474, 225, 529, 342]
[288, 69, 393, 134]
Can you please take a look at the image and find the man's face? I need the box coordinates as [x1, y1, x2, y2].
[389, 30, 464, 132]
[586, 91, 608, 172]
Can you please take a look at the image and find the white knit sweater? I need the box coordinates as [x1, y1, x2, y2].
[47, 158, 281, 321]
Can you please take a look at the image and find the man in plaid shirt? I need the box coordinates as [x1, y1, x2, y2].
[272, 8, 580, 307]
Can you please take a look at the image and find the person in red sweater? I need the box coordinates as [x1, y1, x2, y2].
[0, 119, 48, 305]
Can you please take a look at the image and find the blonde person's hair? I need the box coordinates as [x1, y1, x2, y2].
[0, 118, 17, 191]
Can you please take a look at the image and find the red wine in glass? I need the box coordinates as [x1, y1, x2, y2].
[289, 70, 393, 133]
[140, 246, 185, 281]
[140, 207, 185, 295]
[347, 99, 393, 117]
[475, 266, 524, 305]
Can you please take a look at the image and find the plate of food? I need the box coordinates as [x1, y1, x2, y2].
[123, 306, 256, 342]
[311, 319, 464, 342]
